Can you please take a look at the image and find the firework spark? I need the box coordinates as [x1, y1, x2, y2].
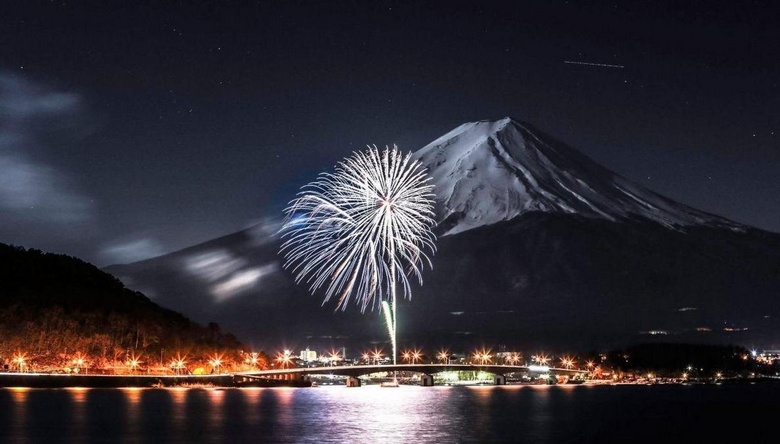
[280, 145, 436, 365]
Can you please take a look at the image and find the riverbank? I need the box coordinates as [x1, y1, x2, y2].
[0, 372, 311, 388]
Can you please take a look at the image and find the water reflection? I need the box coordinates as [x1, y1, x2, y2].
[122, 387, 143, 444]
[7, 388, 28, 442]
[1, 384, 771, 443]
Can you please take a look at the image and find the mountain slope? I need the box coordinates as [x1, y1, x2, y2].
[105, 118, 780, 351]
[414, 118, 742, 235]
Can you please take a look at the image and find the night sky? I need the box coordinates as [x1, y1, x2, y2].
[2, 1, 779, 266]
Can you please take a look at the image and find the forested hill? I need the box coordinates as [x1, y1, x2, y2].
[0, 243, 243, 368]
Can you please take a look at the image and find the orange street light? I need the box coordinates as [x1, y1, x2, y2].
[560, 356, 575, 369]
[208, 354, 223, 373]
[275, 351, 292, 369]
[12, 353, 27, 372]
[245, 352, 260, 368]
[170, 354, 187, 375]
[473, 348, 492, 365]
[126, 353, 142, 374]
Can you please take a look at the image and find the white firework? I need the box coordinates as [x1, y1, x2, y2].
[280, 145, 436, 365]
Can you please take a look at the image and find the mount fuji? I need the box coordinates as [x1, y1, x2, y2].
[105, 118, 780, 351]
[415, 118, 742, 235]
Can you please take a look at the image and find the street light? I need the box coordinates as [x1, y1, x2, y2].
[72, 355, 87, 374]
[437, 350, 449, 364]
[533, 354, 550, 366]
[245, 352, 260, 368]
[328, 350, 341, 366]
[208, 354, 223, 374]
[371, 349, 383, 365]
[170, 354, 186, 375]
[126, 353, 141, 374]
[560, 356, 575, 369]
[276, 350, 292, 369]
[12, 353, 26, 373]
[473, 348, 492, 365]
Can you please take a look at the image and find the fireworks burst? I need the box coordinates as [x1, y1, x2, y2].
[280, 145, 436, 364]
[280, 144, 436, 311]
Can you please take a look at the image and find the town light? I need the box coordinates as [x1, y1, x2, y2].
[208, 354, 223, 373]
[170, 354, 187, 375]
[533, 354, 550, 366]
[245, 352, 260, 368]
[328, 350, 341, 366]
[276, 351, 292, 369]
[560, 356, 575, 369]
[506, 353, 521, 366]
[126, 353, 141, 373]
[473, 349, 492, 365]
[12, 353, 27, 372]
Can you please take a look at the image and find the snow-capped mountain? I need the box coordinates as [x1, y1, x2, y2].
[105, 118, 780, 351]
[415, 117, 742, 235]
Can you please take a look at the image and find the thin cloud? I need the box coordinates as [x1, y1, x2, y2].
[101, 237, 167, 265]
[0, 73, 94, 226]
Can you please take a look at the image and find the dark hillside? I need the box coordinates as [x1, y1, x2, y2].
[0, 243, 243, 370]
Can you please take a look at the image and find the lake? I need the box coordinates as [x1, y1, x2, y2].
[0, 383, 777, 443]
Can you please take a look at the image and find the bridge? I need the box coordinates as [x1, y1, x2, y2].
[234, 363, 587, 387]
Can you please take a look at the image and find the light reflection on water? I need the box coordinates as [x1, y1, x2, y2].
[0, 384, 778, 443]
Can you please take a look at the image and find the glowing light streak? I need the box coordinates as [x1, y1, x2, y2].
[563, 60, 625, 69]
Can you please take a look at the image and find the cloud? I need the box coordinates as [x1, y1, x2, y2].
[101, 237, 167, 265]
[183, 249, 280, 303]
[0, 73, 94, 226]
[0, 74, 80, 119]
[211, 264, 279, 302]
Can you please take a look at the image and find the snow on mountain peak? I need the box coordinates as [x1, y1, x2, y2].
[412, 117, 743, 236]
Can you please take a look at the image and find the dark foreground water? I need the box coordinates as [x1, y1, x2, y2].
[0, 383, 778, 443]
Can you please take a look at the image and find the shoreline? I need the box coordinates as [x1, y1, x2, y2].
[0, 372, 311, 388]
[1, 372, 777, 388]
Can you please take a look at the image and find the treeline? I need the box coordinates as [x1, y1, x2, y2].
[602, 343, 762, 375]
[0, 244, 252, 370]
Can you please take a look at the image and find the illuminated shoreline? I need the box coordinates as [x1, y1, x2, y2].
[0, 372, 310, 388]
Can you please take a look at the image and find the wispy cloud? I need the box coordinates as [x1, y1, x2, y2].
[101, 237, 167, 265]
[183, 248, 279, 303]
[0, 73, 94, 227]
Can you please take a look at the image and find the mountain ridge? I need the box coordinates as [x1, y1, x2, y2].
[415, 117, 744, 235]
